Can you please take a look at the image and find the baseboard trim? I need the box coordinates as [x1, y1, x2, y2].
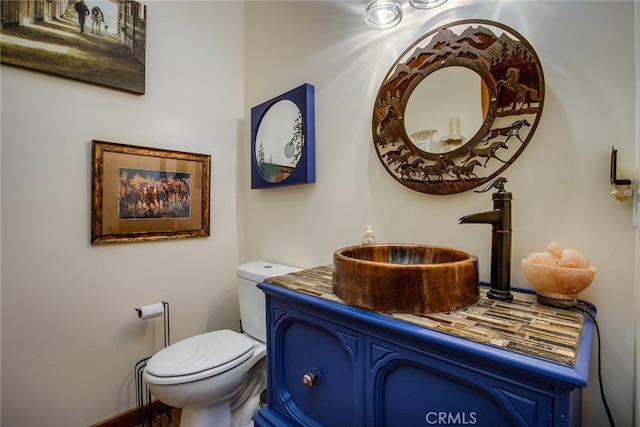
[90, 400, 171, 427]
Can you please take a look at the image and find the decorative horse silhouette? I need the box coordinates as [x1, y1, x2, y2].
[496, 68, 539, 110]
[451, 159, 482, 180]
[91, 6, 104, 34]
[481, 119, 530, 146]
[463, 141, 509, 167]
[378, 104, 402, 146]
[396, 158, 424, 180]
[383, 146, 406, 162]
[419, 159, 455, 183]
[383, 145, 412, 165]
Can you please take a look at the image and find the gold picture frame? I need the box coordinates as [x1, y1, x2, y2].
[91, 140, 210, 244]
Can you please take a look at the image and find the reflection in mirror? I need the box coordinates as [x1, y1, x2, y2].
[255, 100, 303, 183]
[405, 67, 485, 153]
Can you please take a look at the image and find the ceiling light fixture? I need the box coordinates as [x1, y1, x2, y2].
[364, 0, 449, 30]
[363, 0, 403, 30]
[409, 0, 448, 9]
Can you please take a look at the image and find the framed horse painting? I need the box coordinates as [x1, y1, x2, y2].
[0, 0, 146, 95]
[91, 140, 211, 244]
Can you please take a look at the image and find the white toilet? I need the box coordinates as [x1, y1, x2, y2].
[143, 261, 300, 427]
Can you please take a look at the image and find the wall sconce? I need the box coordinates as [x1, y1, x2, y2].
[610, 146, 632, 202]
[364, 0, 403, 30]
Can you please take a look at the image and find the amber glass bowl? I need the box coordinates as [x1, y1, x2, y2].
[521, 259, 595, 303]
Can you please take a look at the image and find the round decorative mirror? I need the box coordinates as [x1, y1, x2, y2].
[250, 83, 315, 189]
[372, 19, 544, 194]
[255, 99, 303, 183]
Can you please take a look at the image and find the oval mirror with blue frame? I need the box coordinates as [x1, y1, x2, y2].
[251, 83, 315, 189]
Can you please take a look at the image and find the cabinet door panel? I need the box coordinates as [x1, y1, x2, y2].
[377, 362, 525, 426]
[272, 313, 362, 426]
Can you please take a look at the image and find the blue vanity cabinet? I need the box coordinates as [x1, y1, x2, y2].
[254, 273, 594, 427]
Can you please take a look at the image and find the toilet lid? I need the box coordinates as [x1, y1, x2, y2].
[145, 329, 255, 378]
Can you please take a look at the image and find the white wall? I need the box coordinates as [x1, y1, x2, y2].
[635, 0, 640, 421]
[1, 2, 244, 425]
[243, 1, 637, 426]
[1, 1, 637, 426]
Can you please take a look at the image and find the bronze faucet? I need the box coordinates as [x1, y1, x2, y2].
[459, 177, 513, 301]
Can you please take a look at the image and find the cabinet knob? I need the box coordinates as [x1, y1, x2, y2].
[302, 370, 319, 387]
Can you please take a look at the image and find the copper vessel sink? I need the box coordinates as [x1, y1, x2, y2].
[333, 244, 479, 314]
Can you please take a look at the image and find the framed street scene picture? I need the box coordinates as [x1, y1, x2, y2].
[1, 0, 147, 95]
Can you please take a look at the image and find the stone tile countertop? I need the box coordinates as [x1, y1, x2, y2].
[265, 265, 595, 367]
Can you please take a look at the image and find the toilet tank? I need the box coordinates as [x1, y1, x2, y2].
[237, 261, 301, 342]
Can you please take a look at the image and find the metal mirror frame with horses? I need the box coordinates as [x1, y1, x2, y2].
[372, 19, 545, 195]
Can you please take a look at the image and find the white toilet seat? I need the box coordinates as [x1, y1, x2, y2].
[144, 329, 256, 385]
